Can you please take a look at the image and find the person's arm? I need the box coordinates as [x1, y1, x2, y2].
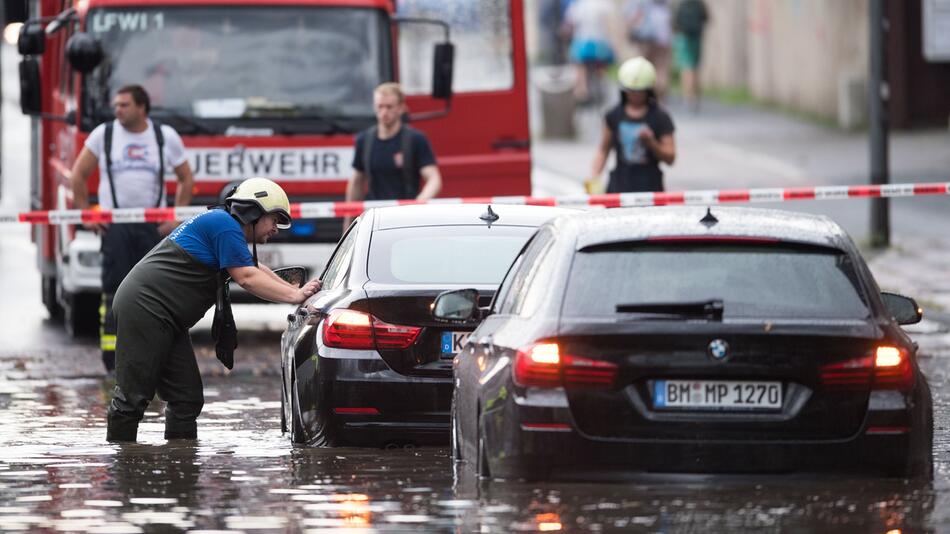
[638, 127, 676, 165]
[158, 161, 196, 235]
[258, 263, 291, 285]
[342, 170, 367, 228]
[70, 147, 103, 231]
[588, 121, 613, 186]
[416, 165, 441, 201]
[172, 161, 194, 207]
[227, 265, 321, 304]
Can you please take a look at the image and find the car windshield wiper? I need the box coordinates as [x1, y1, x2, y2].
[615, 299, 724, 320]
[150, 106, 217, 135]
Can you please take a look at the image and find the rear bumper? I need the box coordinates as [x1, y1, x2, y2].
[482, 387, 928, 480]
[489, 430, 915, 480]
[322, 358, 452, 446]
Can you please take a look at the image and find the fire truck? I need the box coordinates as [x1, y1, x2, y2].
[7, 0, 531, 336]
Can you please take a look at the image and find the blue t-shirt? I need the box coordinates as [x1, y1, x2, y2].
[168, 209, 255, 270]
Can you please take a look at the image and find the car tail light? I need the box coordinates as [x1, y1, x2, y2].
[323, 309, 422, 350]
[513, 342, 617, 389]
[819, 346, 913, 390]
[872, 346, 914, 389]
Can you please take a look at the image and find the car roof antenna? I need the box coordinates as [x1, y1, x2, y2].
[700, 207, 719, 228]
[480, 205, 500, 226]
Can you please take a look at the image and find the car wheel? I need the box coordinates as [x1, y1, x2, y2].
[476, 405, 490, 479]
[280, 366, 288, 434]
[477, 435, 491, 479]
[289, 372, 309, 444]
[42, 275, 62, 319]
[64, 292, 99, 338]
[290, 370, 333, 447]
[451, 395, 462, 462]
[906, 376, 934, 479]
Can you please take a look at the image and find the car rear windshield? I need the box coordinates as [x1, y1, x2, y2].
[368, 225, 536, 285]
[562, 243, 870, 320]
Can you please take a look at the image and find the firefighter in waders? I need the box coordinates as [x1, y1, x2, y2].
[106, 178, 321, 442]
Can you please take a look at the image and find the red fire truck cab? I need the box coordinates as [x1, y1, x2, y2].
[10, 0, 531, 336]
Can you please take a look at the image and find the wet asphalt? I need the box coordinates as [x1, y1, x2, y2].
[1, 317, 950, 532]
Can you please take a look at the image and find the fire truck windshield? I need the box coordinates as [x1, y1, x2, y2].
[81, 6, 390, 134]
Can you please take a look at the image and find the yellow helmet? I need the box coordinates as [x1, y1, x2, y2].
[617, 57, 657, 91]
[226, 177, 292, 229]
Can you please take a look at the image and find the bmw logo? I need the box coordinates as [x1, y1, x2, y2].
[708, 339, 730, 361]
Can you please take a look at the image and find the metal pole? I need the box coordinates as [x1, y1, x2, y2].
[869, 0, 890, 248]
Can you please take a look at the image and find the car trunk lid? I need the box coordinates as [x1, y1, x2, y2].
[554, 321, 884, 441]
[363, 283, 494, 377]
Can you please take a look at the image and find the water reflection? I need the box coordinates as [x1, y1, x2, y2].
[0, 372, 946, 532]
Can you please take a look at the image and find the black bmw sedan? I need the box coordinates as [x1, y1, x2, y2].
[435, 206, 933, 480]
[280, 204, 574, 446]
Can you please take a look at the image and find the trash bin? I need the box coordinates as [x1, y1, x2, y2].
[534, 66, 576, 139]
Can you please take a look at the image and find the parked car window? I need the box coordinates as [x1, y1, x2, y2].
[563, 244, 870, 320]
[368, 225, 535, 285]
[491, 248, 525, 314]
[496, 228, 554, 315]
[321, 223, 358, 290]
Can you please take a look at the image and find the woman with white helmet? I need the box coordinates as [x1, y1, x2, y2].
[586, 56, 677, 193]
[105, 177, 322, 442]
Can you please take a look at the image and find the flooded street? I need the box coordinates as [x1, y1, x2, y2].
[2, 323, 950, 533]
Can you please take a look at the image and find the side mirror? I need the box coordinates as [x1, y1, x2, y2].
[273, 266, 309, 288]
[433, 288, 479, 322]
[17, 22, 44, 55]
[19, 58, 41, 115]
[881, 292, 922, 325]
[66, 33, 104, 74]
[431, 42, 454, 100]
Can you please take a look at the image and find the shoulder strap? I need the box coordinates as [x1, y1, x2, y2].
[400, 126, 416, 198]
[362, 126, 376, 185]
[103, 121, 120, 209]
[152, 121, 165, 207]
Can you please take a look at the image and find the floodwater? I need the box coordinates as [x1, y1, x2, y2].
[2, 324, 950, 532]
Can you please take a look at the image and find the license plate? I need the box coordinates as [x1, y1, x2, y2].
[440, 331, 469, 357]
[653, 380, 782, 410]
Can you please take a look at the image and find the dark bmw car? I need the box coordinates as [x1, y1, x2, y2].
[280, 204, 575, 446]
[435, 206, 933, 480]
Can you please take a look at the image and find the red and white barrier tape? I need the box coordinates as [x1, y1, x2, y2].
[2, 182, 948, 225]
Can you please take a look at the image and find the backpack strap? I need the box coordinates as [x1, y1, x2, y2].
[103, 121, 120, 209]
[152, 120, 165, 208]
[102, 120, 167, 209]
[400, 125, 417, 198]
[362, 125, 377, 186]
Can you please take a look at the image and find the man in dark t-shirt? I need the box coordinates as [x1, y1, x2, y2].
[345, 83, 442, 226]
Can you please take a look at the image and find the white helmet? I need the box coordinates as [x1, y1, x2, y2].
[617, 57, 657, 91]
[225, 177, 292, 229]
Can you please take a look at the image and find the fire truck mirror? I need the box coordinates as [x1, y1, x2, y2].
[3, 0, 28, 24]
[18, 58, 40, 115]
[17, 22, 44, 55]
[432, 42, 454, 100]
[65, 33, 103, 74]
